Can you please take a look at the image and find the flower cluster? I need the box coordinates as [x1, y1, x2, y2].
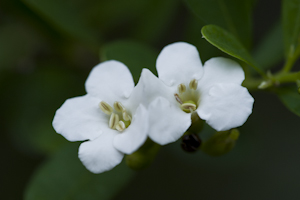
[52, 42, 254, 173]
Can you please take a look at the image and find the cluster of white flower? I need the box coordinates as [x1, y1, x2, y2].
[52, 42, 254, 174]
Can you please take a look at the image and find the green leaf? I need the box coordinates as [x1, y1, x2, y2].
[25, 143, 135, 200]
[277, 86, 300, 117]
[21, 0, 100, 46]
[201, 25, 264, 75]
[100, 40, 158, 83]
[253, 23, 284, 70]
[282, 0, 300, 58]
[185, 0, 254, 48]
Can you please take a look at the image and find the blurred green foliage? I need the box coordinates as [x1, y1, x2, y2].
[2, 0, 300, 199]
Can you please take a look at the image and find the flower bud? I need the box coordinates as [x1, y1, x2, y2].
[181, 133, 202, 153]
[125, 138, 160, 170]
[201, 129, 239, 156]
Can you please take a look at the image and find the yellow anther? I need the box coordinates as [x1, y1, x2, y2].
[109, 113, 119, 129]
[174, 93, 183, 104]
[114, 101, 124, 112]
[99, 101, 113, 115]
[181, 102, 196, 113]
[116, 121, 126, 132]
[178, 83, 186, 93]
[122, 110, 131, 121]
[189, 79, 198, 90]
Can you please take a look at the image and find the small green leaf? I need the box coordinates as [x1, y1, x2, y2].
[100, 40, 158, 83]
[282, 0, 300, 58]
[25, 143, 135, 200]
[201, 25, 264, 75]
[253, 23, 284, 70]
[185, 0, 255, 48]
[277, 86, 300, 117]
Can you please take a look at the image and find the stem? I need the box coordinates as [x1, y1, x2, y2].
[242, 78, 263, 91]
[282, 45, 300, 72]
[272, 71, 300, 83]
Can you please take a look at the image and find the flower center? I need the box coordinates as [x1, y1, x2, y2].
[174, 79, 200, 113]
[99, 101, 132, 132]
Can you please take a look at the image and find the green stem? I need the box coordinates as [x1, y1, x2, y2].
[272, 71, 300, 83]
[242, 77, 263, 91]
[282, 44, 300, 72]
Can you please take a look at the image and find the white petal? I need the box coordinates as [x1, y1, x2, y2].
[197, 83, 254, 131]
[113, 105, 149, 154]
[52, 95, 109, 141]
[78, 131, 124, 174]
[126, 69, 174, 113]
[148, 97, 191, 145]
[85, 60, 134, 102]
[156, 42, 203, 87]
[198, 57, 245, 93]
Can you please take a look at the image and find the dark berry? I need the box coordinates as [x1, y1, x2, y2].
[181, 134, 202, 153]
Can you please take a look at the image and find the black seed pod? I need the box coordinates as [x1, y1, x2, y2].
[181, 134, 202, 153]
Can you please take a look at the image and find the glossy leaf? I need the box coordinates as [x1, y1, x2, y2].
[185, 0, 254, 48]
[282, 0, 300, 58]
[277, 86, 300, 117]
[100, 40, 158, 83]
[201, 25, 263, 75]
[25, 143, 135, 200]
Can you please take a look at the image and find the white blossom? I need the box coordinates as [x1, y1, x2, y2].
[52, 60, 149, 173]
[131, 42, 254, 145]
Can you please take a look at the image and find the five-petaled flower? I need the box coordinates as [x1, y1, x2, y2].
[52, 61, 149, 173]
[132, 42, 254, 145]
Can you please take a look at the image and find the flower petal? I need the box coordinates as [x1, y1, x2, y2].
[198, 57, 245, 93]
[113, 105, 148, 155]
[85, 60, 134, 102]
[126, 69, 174, 113]
[52, 95, 109, 141]
[148, 97, 191, 145]
[197, 83, 254, 131]
[78, 131, 124, 173]
[156, 42, 203, 87]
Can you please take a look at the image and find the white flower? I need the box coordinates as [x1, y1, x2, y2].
[131, 42, 254, 145]
[52, 61, 149, 173]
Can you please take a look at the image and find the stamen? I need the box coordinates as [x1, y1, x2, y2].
[109, 113, 119, 129]
[114, 101, 124, 112]
[174, 93, 183, 104]
[123, 110, 132, 121]
[178, 83, 186, 93]
[99, 101, 113, 115]
[189, 79, 198, 90]
[116, 121, 126, 131]
[181, 102, 196, 112]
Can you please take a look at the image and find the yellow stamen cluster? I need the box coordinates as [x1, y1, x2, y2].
[99, 101, 131, 132]
[174, 79, 199, 113]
